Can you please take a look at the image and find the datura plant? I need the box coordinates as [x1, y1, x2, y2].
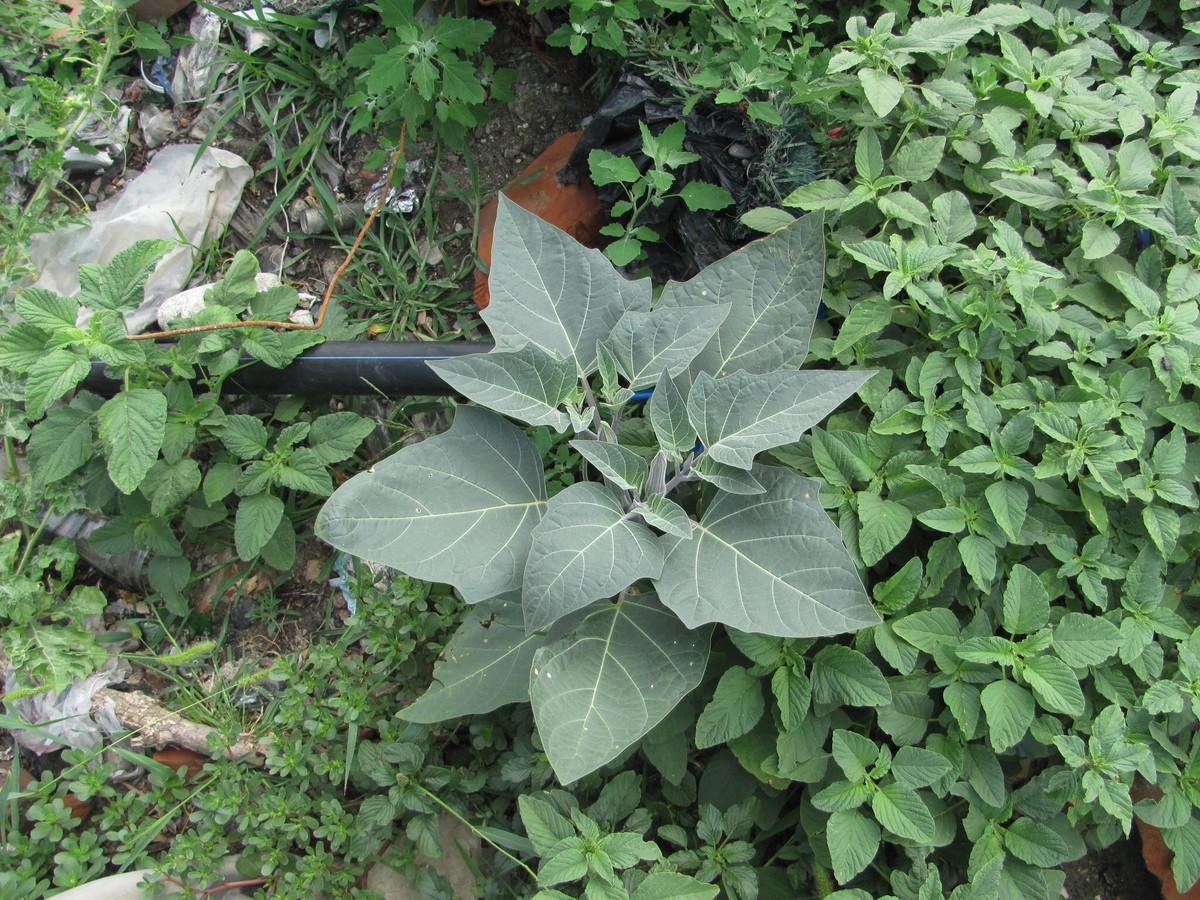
[317, 196, 878, 782]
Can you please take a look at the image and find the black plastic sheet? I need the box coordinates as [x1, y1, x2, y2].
[561, 73, 819, 281]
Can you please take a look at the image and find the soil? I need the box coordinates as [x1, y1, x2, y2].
[1062, 831, 1160, 900]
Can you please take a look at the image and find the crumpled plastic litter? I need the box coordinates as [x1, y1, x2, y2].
[28, 144, 253, 334]
[139, 103, 179, 148]
[5, 656, 130, 755]
[171, 7, 224, 104]
[156, 271, 318, 329]
[65, 86, 131, 173]
[362, 158, 426, 216]
[328, 553, 394, 616]
[230, 5, 276, 54]
[561, 72, 820, 281]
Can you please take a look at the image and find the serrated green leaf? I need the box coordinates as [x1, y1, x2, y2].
[235, 491, 285, 560]
[318, 407, 547, 602]
[98, 389, 167, 494]
[27, 406, 94, 486]
[531, 593, 711, 783]
[631, 872, 720, 900]
[215, 415, 270, 459]
[695, 666, 765, 748]
[984, 480, 1027, 543]
[483, 196, 650, 376]
[15, 287, 80, 332]
[859, 68, 905, 118]
[1053, 613, 1121, 667]
[25, 350, 91, 420]
[992, 175, 1065, 211]
[890, 137, 945, 182]
[812, 645, 891, 707]
[430, 347, 577, 431]
[1004, 818, 1071, 867]
[523, 481, 665, 631]
[1002, 565, 1050, 634]
[658, 465, 878, 637]
[891, 747, 953, 789]
[145, 458, 202, 517]
[740, 207, 796, 233]
[688, 369, 873, 470]
[857, 492, 913, 566]
[678, 181, 733, 212]
[856, 128, 884, 182]
[871, 782, 935, 842]
[590, 150, 643, 186]
[440, 56, 486, 105]
[827, 809, 880, 883]
[307, 412, 375, 465]
[76, 239, 171, 312]
[980, 680, 1034, 751]
[277, 447, 333, 496]
[1021, 655, 1084, 716]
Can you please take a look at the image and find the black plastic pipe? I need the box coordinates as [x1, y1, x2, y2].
[81, 341, 494, 397]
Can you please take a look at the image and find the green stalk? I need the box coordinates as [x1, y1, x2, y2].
[403, 777, 538, 882]
[0, 3, 128, 275]
[15, 506, 54, 578]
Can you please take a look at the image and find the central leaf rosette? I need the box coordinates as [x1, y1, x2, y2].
[317, 196, 878, 782]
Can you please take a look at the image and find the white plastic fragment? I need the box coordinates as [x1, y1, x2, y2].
[28, 144, 252, 334]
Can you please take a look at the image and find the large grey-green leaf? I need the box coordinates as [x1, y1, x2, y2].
[483, 195, 650, 375]
[601, 305, 731, 389]
[316, 406, 546, 602]
[523, 482, 665, 632]
[531, 593, 711, 783]
[688, 369, 874, 470]
[400, 596, 575, 722]
[657, 212, 825, 377]
[429, 347, 576, 431]
[657, 465, 878, 637]
[649, 372, 696, 461]
[570, 440, 649, 491]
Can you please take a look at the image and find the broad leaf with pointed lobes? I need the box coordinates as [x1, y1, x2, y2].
[657, 211, 825, 379]
[657, 464, 879, 637]
[429, 346, 577, 432]
[400, 595, 584, 723]
[531, 592, 712, 784]
[688, 369, 876, 470]
[523, 481, 665, 632]
[600, 304, 732, 390]
[482, 195, 651, 376]
[316, 406, 546, 602]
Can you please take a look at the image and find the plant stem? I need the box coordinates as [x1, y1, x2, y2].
[1, 5, 125, 275]
[813, 862, 834, 897]
[662, 454, 698, 494]
[15, 507, 53, 578]
[406, 779, 538, 882]
[580, 376, 603, 433]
